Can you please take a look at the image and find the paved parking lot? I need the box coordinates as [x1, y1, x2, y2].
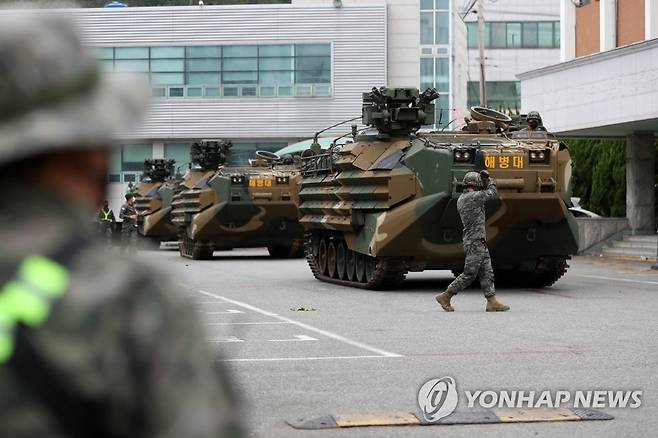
[147, 248, 658, 437]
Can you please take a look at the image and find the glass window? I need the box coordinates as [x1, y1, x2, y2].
[122, 144, 151, 171]
[491, 22, 506, 48]
[435, 0, 449, 8]
[420, 12, 433, 45]
[241, 87, 257, 97]
[152, 87, 165, 97]
[168, 87, 184, 97]
[435, 58, 449, 92]
[223, 87, 239, 97]
[187, 46, 221, 58]
[150, 46, 184, 58]
[114, 60, 149, 73]
[110, 148, 121, 174]
[506, 22, 522, 48]
[223, 58, 257, 71]
[467, 81, 520, 110]
[99, 60, 114, 73]
[115, 47, 148, 59]
[260, 57, 294, 70]
[420, 58, 433, 91]
[188, 73, 220, 85]
[420, 0, 433, 9]
[223, 45, 258, 57]
[222, 71, 258, 84]
[554, 22, 561, 47]
[296, 71, 330, 84]
[150, 59, 184, 72]
[187, 58, 221, 72]
[314, 85, 331, 96]
[259, 71, 293, 85]
[522, 22, 538, 47]
[538, 22, 554, 47]
[164, 143, 191, 171]
[467, 22, 478, 49]
[435, 12, 449, 44]
[151, 73, 184, 85]
[278, 86, 293, 96]
[295, 44, 330, 56]
[421, 47, 433, 55]
[295, 56, 330, 72]
[295, 85, 312, 96]
[95, 47, 114, 60]
[205, 87, 220, 97]
[260, 86, 276, 97]
[259, 45, 293, 57]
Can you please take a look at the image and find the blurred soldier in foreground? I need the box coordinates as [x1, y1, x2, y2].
[435, 171, 510, 312]
[97, 200, 116, 247]
[119, 193, 138, 253]
[0, 11, 243, 438]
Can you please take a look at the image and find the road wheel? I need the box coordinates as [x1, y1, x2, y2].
[346, 249, 356, 281]
[365, 256, 376, 283]
[318, 239, 328, 275]
[336, 243, 347, 280]
[327, 241, 337, 278]
[355, 253, 366, 283]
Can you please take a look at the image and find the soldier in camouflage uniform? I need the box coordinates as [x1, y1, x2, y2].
[119, 193, 138, 254]
[522, 111, 545, 132]
[0, 11, 243, 437]
[435, 170, 510, 312]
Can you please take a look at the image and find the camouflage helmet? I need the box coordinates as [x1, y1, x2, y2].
[526, 111, 542, 122]
[462, 171, 482, 188]
[0, 11, 148, 166]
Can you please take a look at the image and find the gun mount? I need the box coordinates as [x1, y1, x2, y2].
[190, 139, 232, 170]
[142, 159, 176, 183]
[362, 87, 439, 137]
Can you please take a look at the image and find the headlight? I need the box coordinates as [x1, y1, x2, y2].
[529, 149, 550, 164]
[275, 176, 290, 184]
[454, 148, 476, 163]
[230, 175, 245, 184]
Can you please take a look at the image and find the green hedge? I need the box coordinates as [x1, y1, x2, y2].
[567, 138, 658, 218]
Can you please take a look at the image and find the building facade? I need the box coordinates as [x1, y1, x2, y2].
[518, 0, 658, 234]
[463, 0, 561, 113]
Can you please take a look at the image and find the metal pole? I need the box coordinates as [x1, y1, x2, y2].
[477, 0, 487, 107]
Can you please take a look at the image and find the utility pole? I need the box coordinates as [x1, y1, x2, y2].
[477, 0, 487, 107]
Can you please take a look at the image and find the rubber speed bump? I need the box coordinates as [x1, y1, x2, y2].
[286, 408, 613, 429]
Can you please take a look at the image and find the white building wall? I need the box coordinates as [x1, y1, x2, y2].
[386, 0, 420, 87]
[451, 10, 468, 120]
[72, 2, 387, 140]
[519, 39, 658, 135]
[464, 0, 560, 88]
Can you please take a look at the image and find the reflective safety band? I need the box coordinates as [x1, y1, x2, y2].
[0, 255, 70, 364]
[102, 210, 112, 221]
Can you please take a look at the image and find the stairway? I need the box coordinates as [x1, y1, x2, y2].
[602, 234, 658, 261]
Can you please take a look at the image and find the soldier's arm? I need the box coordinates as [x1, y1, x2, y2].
[110, 211, 116, 222]
[119, 206, 126, 221]
[471, 178, 497, 204]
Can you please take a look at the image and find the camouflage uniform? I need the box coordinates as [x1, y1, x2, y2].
[0, 11, 243, 438]
[119, 201, 138, 253]
[445, 177, 498, 297]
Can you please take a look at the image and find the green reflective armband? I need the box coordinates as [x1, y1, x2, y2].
[19, 255, 69, 297]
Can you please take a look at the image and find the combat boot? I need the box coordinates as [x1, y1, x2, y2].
[435, 291, 455, 312]
[486, 295, 510, 312]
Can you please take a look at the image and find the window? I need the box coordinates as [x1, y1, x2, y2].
[164, 143, 191, 171]
[420, 12, 434, 45]
[466, 21, 560, 49]
[229, 142, 288, 165]
[435, 12, 449, 45]
[121, 144, 152, 172]
[467, 81, 521, 111]
[522, 22, 539, 47]
[420, 58, 433, 91]
[95, 44, 332, 99]
[435, 58, 449, 92]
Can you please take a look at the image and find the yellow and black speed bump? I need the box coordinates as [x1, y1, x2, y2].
[286, 409, 613, 429]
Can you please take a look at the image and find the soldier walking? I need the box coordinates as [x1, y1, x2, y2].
[435, 170, 510, 312]
[97, 200, 116, 247]
[0, 11, 243, 437]
[119, 193, 138, 253]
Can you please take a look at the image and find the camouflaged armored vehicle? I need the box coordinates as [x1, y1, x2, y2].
[134, 159, 181, 243]
[171, 140, 304, 260]
[299, 87, 579, 289]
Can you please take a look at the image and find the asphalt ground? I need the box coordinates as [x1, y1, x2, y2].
[142, 248, 658, 438]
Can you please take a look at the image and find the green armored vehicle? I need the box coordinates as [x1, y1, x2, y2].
[134, 159, 181, 243]
[171, 141, 304, 260]
[299, 87, 579, 289]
